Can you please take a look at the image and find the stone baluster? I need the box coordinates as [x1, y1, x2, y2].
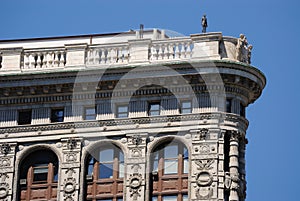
[229, 131, 240, 201]
[36, 53, 42, 68]
[59, 51, 65, 67]
[24, 53, 30, 69]
[175, 43, 180, 59]
[106, 48, 112, 64]
[167, 43, 173, 59]
[94, 49, 100, 64]
[111, 48, 117, 64]
[29, 53, 36, 68]
[186, 42, 191, 58]
[100, 48, 106, 64]
[46, 52, 52, 67]
[150, 45, 156, 61]
[158, 44, 163, 60]
[54, 51, 59, 67]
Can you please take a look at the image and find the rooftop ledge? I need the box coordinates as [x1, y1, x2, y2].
[0, 30, 254, 75]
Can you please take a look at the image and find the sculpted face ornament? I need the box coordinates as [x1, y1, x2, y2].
[0, 143, 11, 155]
[67, 138, 77, 150]
[131, 135, 142, 146]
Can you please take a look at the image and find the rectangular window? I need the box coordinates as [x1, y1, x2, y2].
[51, 108, 64, 123]
[226, 99, 232, 113]
[85, 107, 96, 120]
[180, 100, 192, 114]
[164, 145, 178, 174]
[148, 102, 160, 116]
[33, 164, 48, 183]
[116, 105, 128, 118]
[240, 103, 246, 117]
[18, 110, 32, 125]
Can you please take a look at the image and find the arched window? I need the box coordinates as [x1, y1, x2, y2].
[18, 149, 59, 201]
[151, 141, 189, 201]
[85, 144, 124, 201]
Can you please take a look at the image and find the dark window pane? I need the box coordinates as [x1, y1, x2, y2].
[226, 99, 232, 113]
[51, 108, 64, 122]
[18, 110, 32, 125]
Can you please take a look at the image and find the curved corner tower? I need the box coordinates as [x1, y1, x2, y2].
[0, 30, 265, 201]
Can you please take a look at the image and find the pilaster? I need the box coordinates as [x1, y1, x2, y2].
[0, 142, 17, 201]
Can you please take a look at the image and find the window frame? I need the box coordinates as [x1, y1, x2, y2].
[148, 102, 161, 116]
[151, 141, 188, 201]
[84, 106, 97, 120]
[116, 105, 129, 118]
[85, 146, 124, 201]
[226, 98, 232, 113]
[180, 100, 192, 114]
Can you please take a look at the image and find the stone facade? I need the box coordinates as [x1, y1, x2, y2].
[0, 29, 265, 201]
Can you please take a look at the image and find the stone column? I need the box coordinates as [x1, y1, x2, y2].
[229, 131, 240, 201]
[59, 138, 82, 201]
[238, 135, 247, 201]
[0, 142, 17, 201]
[125, 134, 147, 201]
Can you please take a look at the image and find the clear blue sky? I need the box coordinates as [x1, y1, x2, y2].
[1, 0, 299, 200]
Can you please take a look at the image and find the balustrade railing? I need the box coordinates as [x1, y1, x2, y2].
[22, 49, 66, 69]
[86, 43, 129, 65]
[0, 53, 2, 69]
[150, 38, 193, 61]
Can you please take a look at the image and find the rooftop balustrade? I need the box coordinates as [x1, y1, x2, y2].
[0, 31, 251, 75]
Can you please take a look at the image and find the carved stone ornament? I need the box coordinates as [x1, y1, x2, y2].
[131, 135, 142, 146]
[66, 153, 77, 162]
[195, 159, 214, 170]
[63, 177, 76, 194]
[0, 144, 11, 155]
[0, 157, 10, 168]
[0, 183, 9, 199]
[67, 138, 77, 150]
[131, 148, 142, 157]
[199, 128, 208, 141]
[0, 173, 8, 183]
[196, 186, 213, 199]
[129, 173, 142, 201]
[196, 171, 213, 187]
[64, 195, 74, 201]
[224, 172, 232, 190]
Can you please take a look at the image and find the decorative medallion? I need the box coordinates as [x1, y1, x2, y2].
[63, 177, 76, 194]
[0, 144, 11, 155]
[199, 144, 210, 154]
[131, 148, 142, 157]
[196, 171, 213, 187]
[66, 153, 77, 162]
[129, 173, 142, 201]
[0, 183, 9, 199]
[0, 157, 10, 168]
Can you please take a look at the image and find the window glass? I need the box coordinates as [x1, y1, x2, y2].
[119, 152, 124, 178]
[164, 145, 178, 158]
[226, 99, 232, 113]
[99, 163, 113, 179]
[33, 164, 48, 182]
[152, 197, 158, 201]
[100, 149, 114, 162]
[117, 105, 128, 118]
[18, 110, 32, 125]
[183, 147, 189, 174]
[163, 195, 177, 201]
[149, 102, 160, 116]
[183, 195, 188, 201]
[85, 107, 96, 120]
[181, 101, 192, 114]
[51, 108, 64, 122]
[164, 159, 178, 174]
